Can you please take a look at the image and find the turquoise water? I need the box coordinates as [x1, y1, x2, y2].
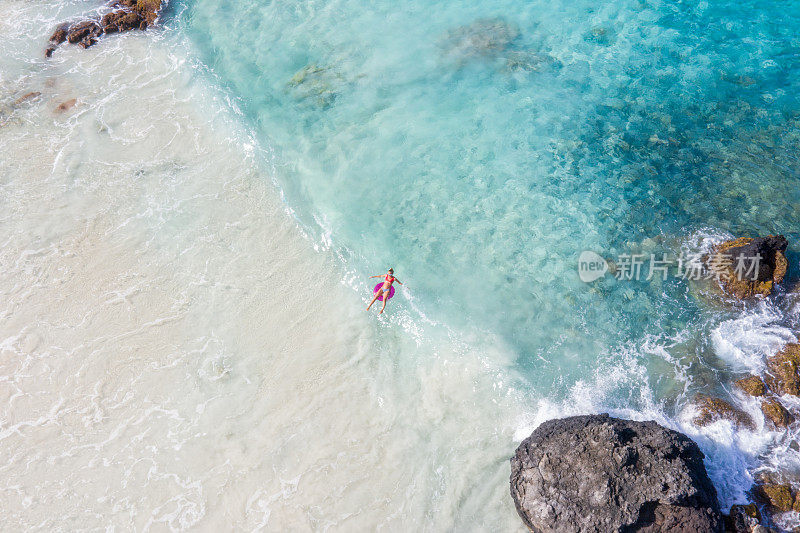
[181, 0, 800, 393]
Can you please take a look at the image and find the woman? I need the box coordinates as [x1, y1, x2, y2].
[367, 268, 402, 314]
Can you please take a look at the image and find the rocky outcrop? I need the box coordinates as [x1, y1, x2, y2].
[66, 21, 103, 48]
[706, 236, 788, 299]
[753, 483, 800, 513]
[761, 399, 794, 428]
[765, 343, 800, 396]
[735, 375, 767, 397]
[723, 503, 761, 532]
[45, 0, 164, 57]
[510, 414, 722, 533]
[694, 395, 755, 430]
[101, 11, 146, 33]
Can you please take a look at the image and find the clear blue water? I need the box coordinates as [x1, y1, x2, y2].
[180, 0, 800, 404]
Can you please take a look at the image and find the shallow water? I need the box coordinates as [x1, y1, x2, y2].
[2, 0, 800, 530]
[183, 0, 800, 372]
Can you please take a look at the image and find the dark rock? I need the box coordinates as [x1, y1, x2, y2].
[66, 21, 103, 48]
[694, 395, 756, 430]
[112, 0, 162, 26]
[735, 375, 767, 397]
[708, 236, 788, 299]
[761, 398, 795, 428]
[509, 414, 722, 533]
[724, 503, 761, 532]
[46, 0, 162, 55]
[101, 10, 146, 33]
[49, 24, 69, 44]
[765, 343, 800, 396]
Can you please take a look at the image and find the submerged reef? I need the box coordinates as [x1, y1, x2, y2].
[439, 17, 520, 64]
[287, 63, 345, 109]
[438, 17, 560, 74]
[510, 415, 723, 533]
[45, 0, 164, 57]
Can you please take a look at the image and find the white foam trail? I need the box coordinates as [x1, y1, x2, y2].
[711, 300, 797, 373]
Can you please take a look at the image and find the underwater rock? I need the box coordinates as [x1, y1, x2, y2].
[694, 395, 755, 430]
[504, 51, 561, 73]
[440, 17, 519, 65]
[13, 92, 41, 106]
[287, 63, 343, 109]
[45, 0, 163, 56]
[723, 503, 761, 532]
[761, 398, 794, 428]
[706, 236, 788, 299]
[510, 414, 722, 533]
[586, 26, 614, 46]
[765, 343, 800, 396]
[735, 375, 767, 397]
[721, 73, 757, 87]
[55, 98, 77, 113]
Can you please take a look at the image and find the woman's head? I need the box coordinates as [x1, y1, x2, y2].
[388, 268, 394, 275]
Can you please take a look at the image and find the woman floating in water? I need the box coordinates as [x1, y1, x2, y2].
[367, 268, 402, 314]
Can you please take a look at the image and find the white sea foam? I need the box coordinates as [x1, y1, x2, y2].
[711, 301, 796, 373]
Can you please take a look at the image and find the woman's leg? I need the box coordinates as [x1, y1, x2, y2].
[379, 292, 389, 314]
[367, 292, 380, 310]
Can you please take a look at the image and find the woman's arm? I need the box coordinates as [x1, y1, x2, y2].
[369, 275, 382, 278]
[395, 279, 403, 285]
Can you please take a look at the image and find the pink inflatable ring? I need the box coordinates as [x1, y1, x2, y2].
[373, 282, 395, 301]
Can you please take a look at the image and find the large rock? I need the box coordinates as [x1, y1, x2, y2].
[765, 343, 800, 396]
[510, 414, 722, 533]
[101, 10, 146, 33]
[761, 398, 794, 428]
[735, 375, 767, 397]
[707, 235, 788, 299]
[753, 483, 800, 513]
